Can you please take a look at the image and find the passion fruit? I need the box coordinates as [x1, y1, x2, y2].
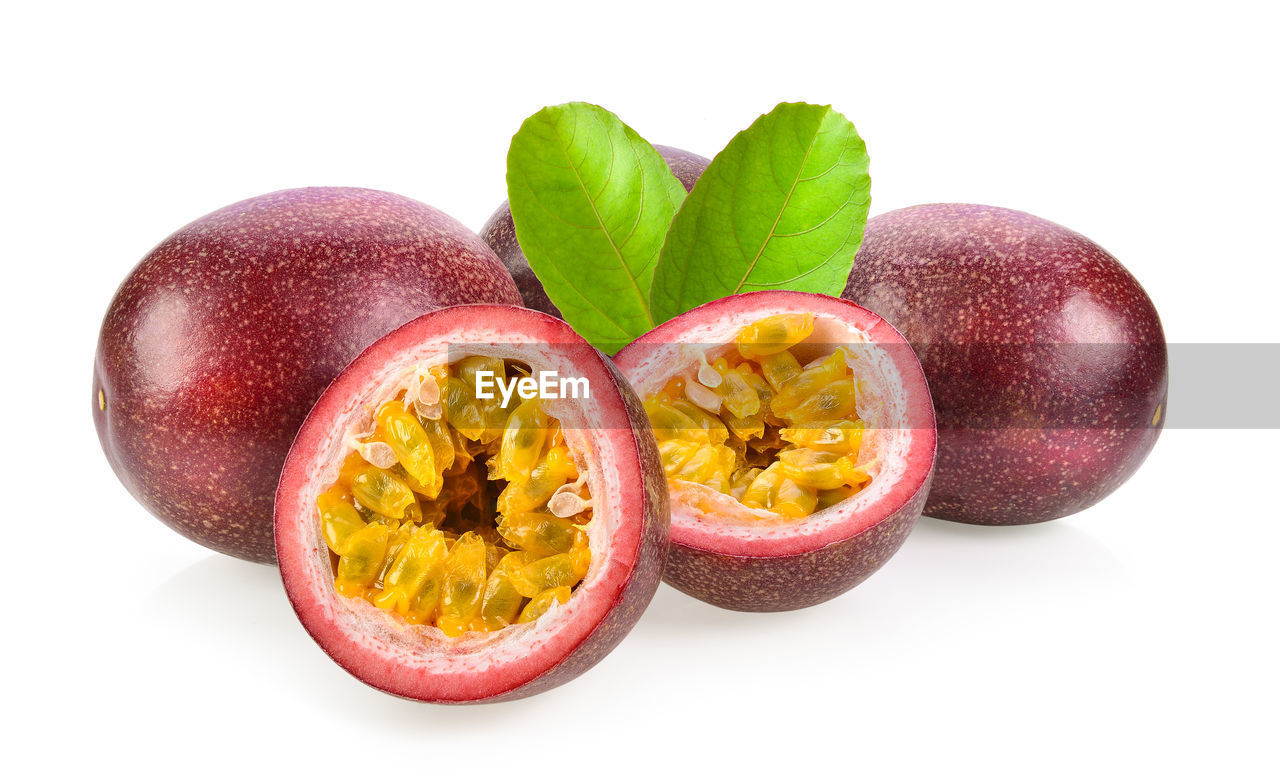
[842, 203, 1168, 525]
[480, 145, 709, 317]
[93, 187, 522, 563]
[614, 291, 936, 611]
[275, 304, 669, 702]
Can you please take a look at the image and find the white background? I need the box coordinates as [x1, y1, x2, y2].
[4, 1, 1277, 768]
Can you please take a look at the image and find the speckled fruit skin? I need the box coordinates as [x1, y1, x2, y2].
[663, 488, 930, 612]
[480, 145, 709, 317]
[615, 291, 937, 612]
[842, 204, 1168, 526]
[275, 305, 669, 702]
[93, 188, 522, 563]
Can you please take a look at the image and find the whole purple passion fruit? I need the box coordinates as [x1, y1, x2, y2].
[93, 187, 522, 562]
[480, 145, 709, 317]
[842, 203, 1167, 525]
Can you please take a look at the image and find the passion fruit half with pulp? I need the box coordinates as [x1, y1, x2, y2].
[615, 291, 936, 611]
[275, 305, 668, 702]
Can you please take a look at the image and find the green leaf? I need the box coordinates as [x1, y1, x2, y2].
[649, 102, 871, 324]
[506, 102, 687, 354]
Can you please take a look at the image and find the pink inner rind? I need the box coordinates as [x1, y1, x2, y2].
[614, 291, 936, 611]
[275, 305, 668, 703]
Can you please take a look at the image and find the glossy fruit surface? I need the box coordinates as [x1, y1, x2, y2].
[276, 305, 668, 702]
[93, 187, 522, 562]
[615, 291, 935, 611]
[843, 203, 1167, 525]
[480, 145, 709, 317]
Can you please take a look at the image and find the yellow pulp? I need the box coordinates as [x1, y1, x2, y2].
[317, 358, 592, 637]
[644, 313, 874, 520]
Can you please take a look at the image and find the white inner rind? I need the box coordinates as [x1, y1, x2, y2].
[290, 332, 626, 677]
[625, 311, 919, 552]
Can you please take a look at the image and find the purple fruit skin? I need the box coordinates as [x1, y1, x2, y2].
[842, 204, 1168, 526]
[664, 480, 931, 612]
[93, 187, 522, 562]
[480, 145, 709, 317]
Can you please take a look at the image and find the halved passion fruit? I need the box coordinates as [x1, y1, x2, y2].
[615, 291, 936, 612]
[275, 305, 668, 702]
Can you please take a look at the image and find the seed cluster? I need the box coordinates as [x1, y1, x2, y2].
[644, 313, 874, 519]
[316, 357, 592, 637]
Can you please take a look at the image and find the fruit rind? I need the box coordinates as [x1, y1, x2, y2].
[275, 305, 668, 703]
[664, 480, 929, 612]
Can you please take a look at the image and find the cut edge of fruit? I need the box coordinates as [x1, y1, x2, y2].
[617, 291, 936, 559]
[276, 306, 650, 701]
